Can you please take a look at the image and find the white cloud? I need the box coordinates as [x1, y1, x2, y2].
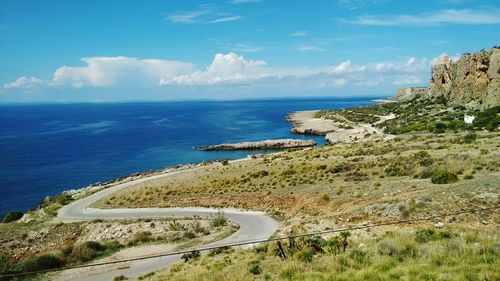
[210, 16, 242, 24]
[331, 60, 352, 74]
[5, 52, 438, 94]
[404, 57, 416, 67]
[290, 31, 308, 37]
[297, 45, 327, 52]
[160, 53, 267, 85]
[14, 56, 194, 88]
[166, 9, 211, 24]
[3, 77, 44, 89]
[347, 9, 500, 26]
[165, 6, 241, 24]
[53, 57, 195, 87]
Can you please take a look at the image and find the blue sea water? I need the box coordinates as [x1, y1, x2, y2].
[0, 98, 373, 216]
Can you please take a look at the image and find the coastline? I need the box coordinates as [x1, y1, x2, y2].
[286, 109, 396, 144]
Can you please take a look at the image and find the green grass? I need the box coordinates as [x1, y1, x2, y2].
[145, 228, 499, 281]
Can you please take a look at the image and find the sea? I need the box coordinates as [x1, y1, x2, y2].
[0, 98, 374, 217]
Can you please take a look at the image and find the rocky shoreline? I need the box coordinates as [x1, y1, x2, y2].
[194, 139, 316, 151]
[286, 110, 395, 144]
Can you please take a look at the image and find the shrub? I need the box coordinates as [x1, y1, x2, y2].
[463, 171, 474, 179]
[70, 241, 105, 262]
[335, 186, 344, 195]
[2, 211, 24, 223]
[0, 255, 20, 275]
[417, 168, 435, 179]
[349, 248, 370, 268]
[21, 254, 64, 272]
[208, 246, 231, 256]
[378, 239, 402, 257]
[415, 229, 437, 243]
[319, 193, 330, 203]
[211, 212, 227, 227]
[248, 264, 262, 275]
[296, 248, 314, 262]
[183, 231, 196, 239]
[384, 162, 409, 177]
[181, 250, 200, 262]
[132, 231, 152, 244]
[431, 169, 459, 184]
[462, 133, 477, 144]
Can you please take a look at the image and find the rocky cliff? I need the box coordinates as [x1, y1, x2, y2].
[426, 47, 500, 109]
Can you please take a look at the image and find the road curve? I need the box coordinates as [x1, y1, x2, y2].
[57, 171, 279, 281]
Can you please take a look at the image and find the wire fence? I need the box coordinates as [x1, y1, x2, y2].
[1, 205, 498, 278]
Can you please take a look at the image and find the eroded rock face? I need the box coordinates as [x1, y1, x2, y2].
[427, 48, 500, 109]
[394, 87, 427, 101]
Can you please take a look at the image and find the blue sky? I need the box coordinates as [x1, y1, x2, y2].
[0, 0, 499, 102]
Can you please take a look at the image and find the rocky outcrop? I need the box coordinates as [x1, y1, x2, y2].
[394, 87, 427, 101]
[194, 139, 316, 150]
[426, 48, 500, 109]
[287, 111, 339, 135]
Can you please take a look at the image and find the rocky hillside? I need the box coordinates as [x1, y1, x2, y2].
[427, 47, 500, 109]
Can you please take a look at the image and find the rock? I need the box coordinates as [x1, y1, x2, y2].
[394, 87, 427, 101]
[473, 242, 481, 248]
[435, 222, 444, 228]
[358, 243, 367, 249]
[481, 220, 489, 225]
[426, 48, 500, 109]
[194, 139, 316, 151]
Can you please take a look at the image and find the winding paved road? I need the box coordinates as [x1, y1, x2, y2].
[57, 171, 278, 281]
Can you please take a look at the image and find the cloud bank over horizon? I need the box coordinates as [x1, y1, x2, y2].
[2, 51, 442, 101]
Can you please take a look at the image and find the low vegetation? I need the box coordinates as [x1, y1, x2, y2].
[144, 228, 499, 281]
[94, 131, 499, 223]
[0, 217, 237, 277]
[316, 95, 499, 135]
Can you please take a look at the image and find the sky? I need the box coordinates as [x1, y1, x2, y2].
[0, 0, 499, 103]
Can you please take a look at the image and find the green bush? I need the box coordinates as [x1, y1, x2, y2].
[414, 151, 434, 167]
[21, 254, 64, 272]
[181, 250, 200, 262]
[0, 255, 21, 275]
[416, 168, 434, 179]
[211, 212, 227, 227]
[132, 231, 153, 244]
[2, 211, 24, 223]
[183, 231, 196, 239]
[248, 264, 262, 275]
[378, 239, 402, 257]
[462, 133, 477, 144]
[70, 241, 105, 262]
[415, 229, 437, 243]
[208, 246, 231, 256]
[296, 248, 314, 262]
[472, 106, 500, 131]
[431, 169, 459, 184]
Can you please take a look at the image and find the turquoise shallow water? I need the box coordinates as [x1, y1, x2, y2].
[0, 98, 374, 216]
